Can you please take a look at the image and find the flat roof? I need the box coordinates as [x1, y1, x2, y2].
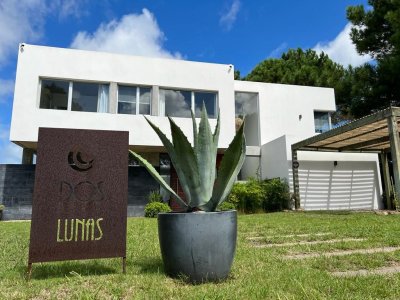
[292, 107, 400, 153]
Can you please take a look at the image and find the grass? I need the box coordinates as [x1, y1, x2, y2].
[2, 212, 400, 299]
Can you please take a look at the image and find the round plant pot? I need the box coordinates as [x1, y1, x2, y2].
[157, 210, 237, 283]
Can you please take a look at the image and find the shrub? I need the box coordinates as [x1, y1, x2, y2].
[148, 190, 163, 203]
[144, 202, 171, 218]
[0, 204, 4, 211]
[228, 178, 265, 213]
[217, 201, 236, 211]
[227, 178, 291, 213]
[262, 178, 291, 212]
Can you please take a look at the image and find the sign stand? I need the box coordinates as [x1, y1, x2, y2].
[27, 128, 129, 280]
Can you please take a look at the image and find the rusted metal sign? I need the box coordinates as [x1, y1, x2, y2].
[28, 128, 128, 270]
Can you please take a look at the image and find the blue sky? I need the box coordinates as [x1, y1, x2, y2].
[0, 0, 370, 163]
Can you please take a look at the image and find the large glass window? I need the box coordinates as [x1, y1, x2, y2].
[39, 79, 69, 110]
[194, 91, 216, 118]
[235, 92, 259, 146]
[118, 85, 151, 115]
[160, 89, 192, 118]
[39, 79, 109, 113]
[72, 82, 109, 113]
[160, 88, 217, 118]
[314, 111, 331, 133]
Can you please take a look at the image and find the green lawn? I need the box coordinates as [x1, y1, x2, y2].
[2, 212, 400, 299]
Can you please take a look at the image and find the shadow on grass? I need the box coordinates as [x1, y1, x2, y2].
[23, 260, 117, 280]
[134, 256, 164, 274]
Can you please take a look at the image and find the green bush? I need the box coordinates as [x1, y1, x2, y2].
[217, 201, 236, 211]
[227, 178, 291, 213]
[0, 204, 4, 211]
[144, 202, 171, 218]
[228, 178, 265, 213]
[262, 178, 291, 212]
[148, 190, 163, 203]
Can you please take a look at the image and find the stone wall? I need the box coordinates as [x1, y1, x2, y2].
[0, 165, 159, 220]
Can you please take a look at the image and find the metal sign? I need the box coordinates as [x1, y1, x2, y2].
[292, 160, 300, 169]
[28, 128, 128, 274]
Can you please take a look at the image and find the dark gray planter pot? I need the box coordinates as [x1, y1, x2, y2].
[158, 210, 237, 283]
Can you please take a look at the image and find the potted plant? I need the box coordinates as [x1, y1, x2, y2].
[130, 104, 246, 283]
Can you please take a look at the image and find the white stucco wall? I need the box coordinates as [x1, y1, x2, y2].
[234, 80, 336, 145]
[10, 44, 236, 149]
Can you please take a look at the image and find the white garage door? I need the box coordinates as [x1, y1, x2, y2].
[296, 161, 381, 210]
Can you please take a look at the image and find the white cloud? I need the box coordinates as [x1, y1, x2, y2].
[220, 0, 241, 31]
[0, 0, 88, 66]
[70, 9, 182, 59]
[313, 23, 372, 67]
[0, 79, 15, 101]
[0, 0, 47, 66]
[0, 124, 22, 164]
[268, 42, 288, 58]
[52, 0, 88, 20]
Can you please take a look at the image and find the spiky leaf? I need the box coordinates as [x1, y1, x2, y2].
[201, 120, 246, 211]
[144, 117, 192, 204]
[191, 110, 198, 152]
[195, 103, 217, 204]
[168, 117, 204, 208]
[129, 150, 188, 209]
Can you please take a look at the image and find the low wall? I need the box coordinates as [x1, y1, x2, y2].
[0, 165, 159, 220]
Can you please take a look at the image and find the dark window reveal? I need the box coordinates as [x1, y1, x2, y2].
[39, 80, 69, 110]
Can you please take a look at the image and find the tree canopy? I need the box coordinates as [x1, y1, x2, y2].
[244, 48, 352, 123]
[347, 0, 400, 115]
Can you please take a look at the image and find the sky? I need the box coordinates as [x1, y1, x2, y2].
[0, 0, 371, 164]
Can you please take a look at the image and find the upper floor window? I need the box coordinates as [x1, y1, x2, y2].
[72, 82, 109, 113]
[235, 92, 259, 146]
[39, 79, 109, 113]
[159, 88, 217, 118]
[39, 79, 69, 110]
[314, 111, 331, 133]
[118, 85, 151, 115]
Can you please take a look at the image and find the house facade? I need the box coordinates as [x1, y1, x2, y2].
[4, 44, 382, 218]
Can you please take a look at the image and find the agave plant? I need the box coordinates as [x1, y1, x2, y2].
[129, 104, 246, 212]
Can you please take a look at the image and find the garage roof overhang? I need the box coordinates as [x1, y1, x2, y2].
[292, 107, 400, 153]
[290, 106, 400, 210]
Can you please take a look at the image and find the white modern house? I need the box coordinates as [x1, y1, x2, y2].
[7, 43, 382, 216]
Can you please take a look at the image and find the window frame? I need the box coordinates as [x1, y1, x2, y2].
[314, 110, 332, 134]
[117, 84, 152, 115]
[159, 87, 218, 119]
[38, 78, 110, 113]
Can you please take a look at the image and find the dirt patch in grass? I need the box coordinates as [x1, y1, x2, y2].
[247, 232, 332, 241]
[285, 246, 400, 259]
[252, 238, 365, 248]
[331, 261, 400, 277]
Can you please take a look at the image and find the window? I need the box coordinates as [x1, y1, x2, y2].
[235, 92, 259, 146]
[194, 92, 216, 118]
[72, 82, 109, 113]
[39, 79, 109, 113]
[39, 79, 69, 110]
[118, 85, 151, 115]
[160, 88, 217, 118]
[314, 111, 331, 133]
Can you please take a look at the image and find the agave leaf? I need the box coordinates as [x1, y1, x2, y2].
[191, 110, 198, 152]
[144, 116, 192, 204]
[168, 117, 204, 208]
[213, 108, 220, 147]
[129, 150, 188, 209]
[201, 120, 246, 212]
[196, 103, 217, 204]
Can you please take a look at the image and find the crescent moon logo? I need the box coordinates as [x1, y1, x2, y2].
[68, 149, 94, 171]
